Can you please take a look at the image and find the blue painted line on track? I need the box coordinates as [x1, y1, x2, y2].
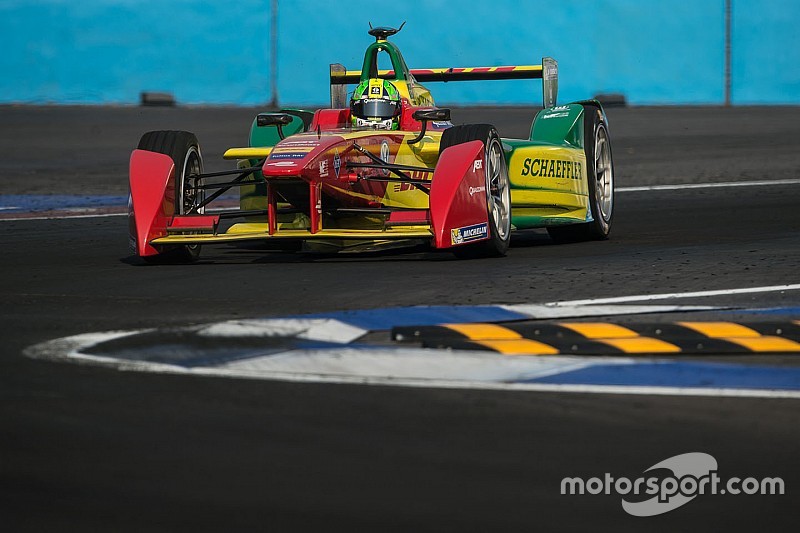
[296, 305, 529, 330]
[0, 194, 128, 212]
[526, 361, 800, 390]
[729, 306, 800, 316]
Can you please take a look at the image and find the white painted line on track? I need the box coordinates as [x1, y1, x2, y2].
[617, 178, 800, 192]
[501, 303, 716, 318]
[4, 179, 797, 222]
[1, 206, 257, 222]
[27, 339, 800, 399]
[198, 318, 367, 344]
[548, 284, 800, 306]
[220, 348, 607, 382]
[26, 330, 153, 364]
[0, 212, 126, 222]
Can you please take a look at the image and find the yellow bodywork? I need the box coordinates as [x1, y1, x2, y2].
[506, 145, 589, 223]
[152, 225, 433, 245]
[223, 147, 273, 160]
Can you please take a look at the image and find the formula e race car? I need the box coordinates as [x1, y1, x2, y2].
[129, 25, 614, 263]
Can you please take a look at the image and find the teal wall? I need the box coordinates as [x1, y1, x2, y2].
[1, 0, 798, 105]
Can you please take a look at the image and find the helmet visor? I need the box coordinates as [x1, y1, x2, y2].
[351, 98, 400, 120]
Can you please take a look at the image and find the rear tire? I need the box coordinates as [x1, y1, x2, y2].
[547, 106, 614, 243]
[137, 130, 204, 263]
[439, 124, 511, 258]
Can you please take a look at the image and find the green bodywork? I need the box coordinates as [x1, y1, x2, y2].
[360, 39, 412, 83]
[528, 103, 585, 147]
[502, 103, 594, 229]
[240, 112, 306, 214]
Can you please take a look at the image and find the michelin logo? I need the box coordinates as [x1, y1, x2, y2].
[451, 223, 489, 245]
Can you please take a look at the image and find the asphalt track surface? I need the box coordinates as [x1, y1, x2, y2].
[2, 105, 800, 531]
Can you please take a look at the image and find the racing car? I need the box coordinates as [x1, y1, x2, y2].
[129, 24, 614, 262]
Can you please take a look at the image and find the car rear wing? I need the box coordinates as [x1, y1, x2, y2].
[330, 57, 558, 109]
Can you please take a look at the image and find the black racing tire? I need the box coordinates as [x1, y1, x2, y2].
[439, 124, 511, 258]
[137, 130, 204, 263]
[547, 105, 614, 243]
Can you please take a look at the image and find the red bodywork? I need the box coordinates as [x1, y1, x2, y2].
[128, 104, 491, 255]
[128, 149, 175, 257]
[429, 140, 489, 248]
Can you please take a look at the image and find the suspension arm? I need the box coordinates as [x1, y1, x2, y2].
[188, 160, 265, 214]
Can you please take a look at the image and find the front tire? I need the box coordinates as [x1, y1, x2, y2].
[547, 106, 614, 243]
[137, 130, 204, 263]
[439, 124, 512, 258]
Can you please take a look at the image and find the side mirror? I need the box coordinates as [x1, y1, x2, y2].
[256, 113, 294, 140]
[408, 108, 451, 145]
[412, 108, 451, 122]
[257, 113, 293, 127]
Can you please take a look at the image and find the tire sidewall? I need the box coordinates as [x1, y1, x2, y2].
[440, 124, 511, 257]
[484, 130, 511, 254]
[135, 130, 203, 262]
[585, 107, 613, 237]
[178, 145, 204, 215]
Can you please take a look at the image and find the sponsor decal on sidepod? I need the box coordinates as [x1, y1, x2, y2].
[520, 158, 582, 179]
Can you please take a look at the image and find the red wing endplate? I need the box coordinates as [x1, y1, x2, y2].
[128, 149, 175, 257]
[429, 140, 490, 249]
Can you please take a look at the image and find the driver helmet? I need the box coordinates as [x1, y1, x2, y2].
[351, 79, 401, 130]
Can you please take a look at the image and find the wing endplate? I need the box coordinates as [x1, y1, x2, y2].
[128, 149, 175, 257]
[429, 140, 490, 249]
